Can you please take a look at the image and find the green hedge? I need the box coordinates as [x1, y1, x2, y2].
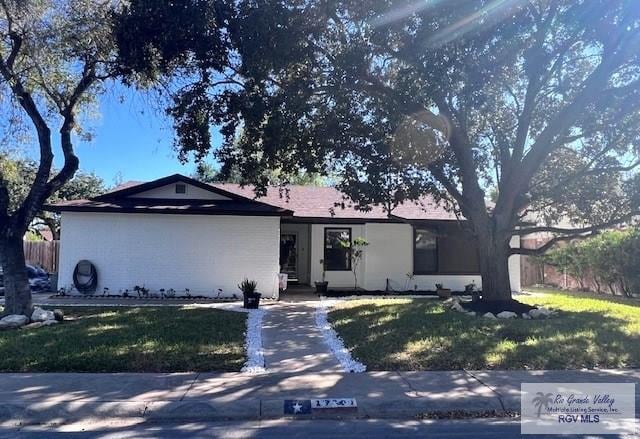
[545, 228, 640, 296]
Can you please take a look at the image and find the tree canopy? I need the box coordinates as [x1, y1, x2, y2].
[116, 0, 640, 302]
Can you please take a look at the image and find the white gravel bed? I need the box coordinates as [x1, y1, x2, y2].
[241, 308, 267, 374]
[314, 301, 366, 373]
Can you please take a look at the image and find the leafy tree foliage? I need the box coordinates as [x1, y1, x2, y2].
[546, 229, 640, 296]
[116, 0, 640, 302]
[0, 0, 119, 315]
[0, 155, 105, 239]
[193, 161, 329, 186]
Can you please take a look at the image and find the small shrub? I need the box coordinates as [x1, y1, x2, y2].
[238, 278, 258, 295]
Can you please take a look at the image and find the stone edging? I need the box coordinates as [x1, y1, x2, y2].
[241, 309, 267, 374]
[314, 301, 366, 373]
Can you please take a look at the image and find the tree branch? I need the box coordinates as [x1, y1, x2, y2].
[511, 31, 640, 207]
[427, 163, 464, 206]
[512, 232, 597, 256]
[514, 211, 638, 236]
[0, 172, 10, 232]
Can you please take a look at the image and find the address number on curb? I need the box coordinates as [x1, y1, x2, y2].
[311, 398, 358, 409]
[284, 398, 358, 415]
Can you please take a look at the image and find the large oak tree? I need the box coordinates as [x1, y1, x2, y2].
[0, 0, 119, 316]
[117, 0, 640, 303]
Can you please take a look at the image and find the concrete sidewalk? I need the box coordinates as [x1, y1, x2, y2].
[1, 369, 638, 426]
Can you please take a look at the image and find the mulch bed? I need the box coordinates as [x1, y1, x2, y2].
[461, 299, 537, 314]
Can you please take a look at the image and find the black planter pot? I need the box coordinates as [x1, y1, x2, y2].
[243, 292, 261, 309]
[315, 281, 329, 295]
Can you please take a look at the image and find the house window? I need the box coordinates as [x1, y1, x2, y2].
[324, 228, 351, 271]
[175, 183, 187, 194]
[414, 227, 438, 274]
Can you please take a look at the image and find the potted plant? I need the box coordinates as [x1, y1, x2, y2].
[315, 259, 329, 295]
[465, 282, 480, 302]
[436, 283, 452, 299]
[239, 278, 261, 309]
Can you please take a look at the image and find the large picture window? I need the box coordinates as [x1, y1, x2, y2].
[324, 228, 351, 271]
[414, 227, 438, 274]
[413, 224, 481, 275]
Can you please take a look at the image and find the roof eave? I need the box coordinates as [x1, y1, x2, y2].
[44, 204, 292, 217]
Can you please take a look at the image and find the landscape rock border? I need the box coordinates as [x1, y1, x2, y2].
[241, 308, 267, 374]
[0, 306, 63, 331]
[315, 301, 367, 373]
[0, 314, 29, 330]
[442, 297, 557, 320]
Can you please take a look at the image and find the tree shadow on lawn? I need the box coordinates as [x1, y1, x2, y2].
[330, 302, 640, 371]
[0, 307, 247, 372]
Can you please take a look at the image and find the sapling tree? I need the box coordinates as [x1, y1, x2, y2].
[340, 236, 369, 290]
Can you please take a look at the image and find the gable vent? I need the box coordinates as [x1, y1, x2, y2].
[175, 183, 187, 194]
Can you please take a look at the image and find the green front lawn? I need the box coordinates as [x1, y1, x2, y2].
[329, 289, 640, 370]
[0, 307, 246, 372]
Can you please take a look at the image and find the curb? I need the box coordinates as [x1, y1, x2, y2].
[0, 395, 516, 426]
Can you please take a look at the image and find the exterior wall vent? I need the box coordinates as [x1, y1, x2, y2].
[175, 183, 187, 194]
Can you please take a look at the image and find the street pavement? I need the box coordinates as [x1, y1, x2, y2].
[0, 418, 541, 438]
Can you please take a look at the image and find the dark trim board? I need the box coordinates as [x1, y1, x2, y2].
[282, 217, 400, 224]
[43, 205, 289, 216]
[281, 217, 465, 225]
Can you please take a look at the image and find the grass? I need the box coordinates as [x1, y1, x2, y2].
[0, 306, 247, 372]
[328, 289, 640, 370]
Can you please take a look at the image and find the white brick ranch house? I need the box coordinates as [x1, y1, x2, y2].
[46, 174, 521, 298]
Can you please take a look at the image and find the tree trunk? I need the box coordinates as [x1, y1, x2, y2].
[476, 233, 513, 302]
[0, 235, 32, 316]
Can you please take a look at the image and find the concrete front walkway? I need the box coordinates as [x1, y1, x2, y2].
[0, 369, 638, 426]
[261, 302, 342, 373]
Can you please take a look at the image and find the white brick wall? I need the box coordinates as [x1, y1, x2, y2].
[309, 224, 366, 288]
[362, 222, 521, 293]
[58, 212, 280, 298]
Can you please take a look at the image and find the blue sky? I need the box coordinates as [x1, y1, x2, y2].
[53, 82, 220, 186]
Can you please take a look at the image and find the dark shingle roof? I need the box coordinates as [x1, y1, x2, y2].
[213, 184, 458, 221]
[45, 174, 458, 221]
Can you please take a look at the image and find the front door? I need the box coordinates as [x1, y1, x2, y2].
[280, 233, 298, 282]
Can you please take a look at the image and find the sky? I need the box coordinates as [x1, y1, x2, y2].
[50, 82, 220, 186]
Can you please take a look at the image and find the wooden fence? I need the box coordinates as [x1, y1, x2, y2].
[24, 240, 59, 273]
